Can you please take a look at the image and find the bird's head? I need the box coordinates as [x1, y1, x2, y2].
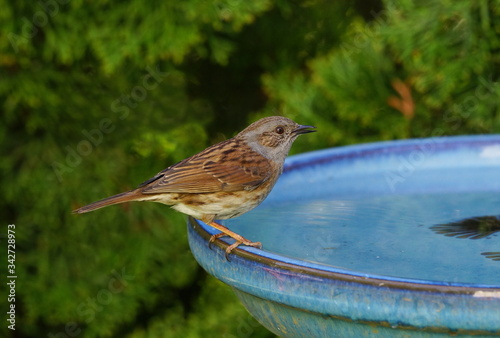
[237, 116, 316, 163]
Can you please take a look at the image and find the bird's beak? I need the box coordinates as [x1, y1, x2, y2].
[293, 124, 316, 135]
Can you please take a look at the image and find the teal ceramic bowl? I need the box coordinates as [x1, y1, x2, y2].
[188, 135, 500, 337]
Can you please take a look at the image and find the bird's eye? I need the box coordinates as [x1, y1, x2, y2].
[275, 126, 284, 134]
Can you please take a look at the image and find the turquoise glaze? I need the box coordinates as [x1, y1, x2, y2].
[188, 135, 500, 337]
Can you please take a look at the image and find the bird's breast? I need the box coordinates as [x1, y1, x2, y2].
[171, 179, 277, 221]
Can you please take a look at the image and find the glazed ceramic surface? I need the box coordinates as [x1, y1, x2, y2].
[188, 135, 500, 337]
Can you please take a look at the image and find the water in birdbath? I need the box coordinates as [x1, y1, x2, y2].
[224, 191, 500, 285]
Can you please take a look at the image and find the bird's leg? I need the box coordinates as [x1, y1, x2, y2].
[206, 221, 262, 257]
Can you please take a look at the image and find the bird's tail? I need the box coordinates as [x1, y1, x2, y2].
[73, 190, 142, 214]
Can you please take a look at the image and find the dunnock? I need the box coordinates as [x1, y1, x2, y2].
[73, 116, 315, 256]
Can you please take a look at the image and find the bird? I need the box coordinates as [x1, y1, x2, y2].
[73, 116, 316, 257]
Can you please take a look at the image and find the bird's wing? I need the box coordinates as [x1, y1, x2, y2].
[138, 140, 272, 194]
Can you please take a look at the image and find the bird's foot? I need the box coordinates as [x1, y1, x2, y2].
[208, 232, 226, 250]
[223, 240, 262, 261]
[206, 221, 262, 260]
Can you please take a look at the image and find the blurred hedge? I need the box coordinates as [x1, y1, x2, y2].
[1, 0, 499, 337]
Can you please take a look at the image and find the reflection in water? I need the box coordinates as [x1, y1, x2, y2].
[430, 215, 500, 239]
[431, 216, 500, 262]
[482, 252, 500, 261]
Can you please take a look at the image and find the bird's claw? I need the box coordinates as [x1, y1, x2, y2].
[208, 234, 262, 261]
[208, 232, 227, 250]
[224, 240, 262, 261]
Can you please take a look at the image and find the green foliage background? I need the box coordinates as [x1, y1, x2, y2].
[1, 0, 499, 336]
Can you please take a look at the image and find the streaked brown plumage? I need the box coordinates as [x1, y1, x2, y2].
[73, 116, 315, 256]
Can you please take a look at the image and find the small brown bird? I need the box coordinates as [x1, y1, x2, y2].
[73, 116, 315, 256]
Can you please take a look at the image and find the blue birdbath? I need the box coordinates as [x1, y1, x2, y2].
[188, 135, 500, 337]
